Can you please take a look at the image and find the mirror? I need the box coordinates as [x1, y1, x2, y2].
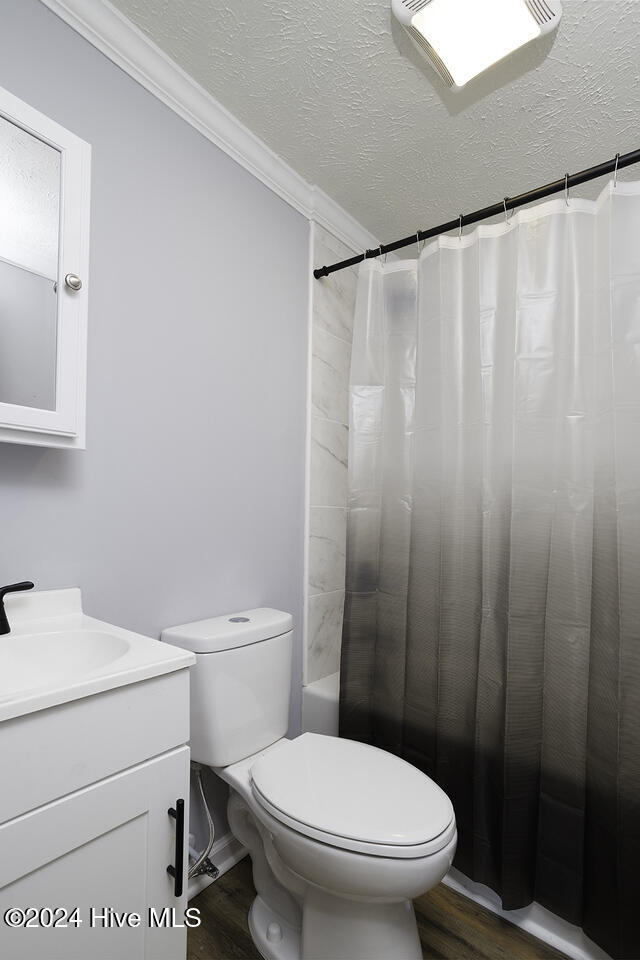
[0, 84, 90, 450]
[0, 114, 61, 411]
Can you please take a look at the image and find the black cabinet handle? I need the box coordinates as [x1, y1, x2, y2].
[167, 799, 185, 898]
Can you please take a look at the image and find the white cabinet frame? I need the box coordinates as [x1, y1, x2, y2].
[0, 85, 91, 449]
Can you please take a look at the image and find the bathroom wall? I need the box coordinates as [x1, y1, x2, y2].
[305, 225, 358, 685]
[0, 0, 308, 837]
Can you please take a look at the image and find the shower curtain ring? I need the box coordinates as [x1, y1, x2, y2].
[614, 152, 620, 188]
[503, 197, 511, 224]
[458, 213, 463, 240]
[564, 173, 570, 206]
[416, 231, 423, 256]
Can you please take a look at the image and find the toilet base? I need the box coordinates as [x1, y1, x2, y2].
[248, 887, 422, 960]
[249, 894, 301, 960]
[301, 887, 422, 960]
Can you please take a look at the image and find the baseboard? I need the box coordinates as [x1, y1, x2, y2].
[443, 867, 611, 960]
[187, 831, 247, 902]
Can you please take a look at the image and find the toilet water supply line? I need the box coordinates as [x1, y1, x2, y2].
[188, 763, 219, 881]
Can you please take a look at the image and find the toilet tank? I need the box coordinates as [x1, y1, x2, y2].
[161, 608, 292, 767]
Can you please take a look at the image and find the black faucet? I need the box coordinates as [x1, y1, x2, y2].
[0, 582, 35, 635]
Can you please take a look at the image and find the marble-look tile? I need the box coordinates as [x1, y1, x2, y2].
[307, 226, 357, 679]
[313, 267, 358, 343]
[311, 325, 352, 425]
[314, 224, 356, 263]
[309, 417, 348, 508]
[308, 506, 347, 596]
[306, 589, 345, 684]
[312, 227, 358, 343]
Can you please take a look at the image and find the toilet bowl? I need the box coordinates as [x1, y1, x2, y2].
[162, 609, 457, 960]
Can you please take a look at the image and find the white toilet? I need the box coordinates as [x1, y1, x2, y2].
[162, 608, 457, 960]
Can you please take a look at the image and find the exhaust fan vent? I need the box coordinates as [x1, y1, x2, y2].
[525, 0, 555, 25]
[392, 0, 562, 89]
[407, 25, 454, 86]
[401, 0, 431, 13]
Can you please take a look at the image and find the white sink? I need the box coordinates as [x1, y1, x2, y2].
[0, 589, 194, 722]
[0, 630, 130, 702]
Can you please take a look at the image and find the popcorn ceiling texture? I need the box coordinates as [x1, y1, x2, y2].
[110, 0, 640, 244]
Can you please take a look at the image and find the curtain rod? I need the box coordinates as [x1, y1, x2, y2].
[313, 148, 640, 280]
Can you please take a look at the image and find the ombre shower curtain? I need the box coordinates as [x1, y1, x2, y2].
[340, 182, 640, 958]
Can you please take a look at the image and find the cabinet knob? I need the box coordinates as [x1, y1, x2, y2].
[64, 273, 83, 291]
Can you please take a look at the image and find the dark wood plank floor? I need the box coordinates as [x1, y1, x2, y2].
[187, 857, 569, 960]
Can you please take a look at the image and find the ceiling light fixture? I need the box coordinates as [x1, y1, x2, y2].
[392, 0, 562, 89]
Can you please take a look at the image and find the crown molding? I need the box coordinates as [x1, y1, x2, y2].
[38, 0, 377, 256]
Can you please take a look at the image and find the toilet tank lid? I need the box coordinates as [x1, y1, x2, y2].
[161, 608, 292, 654]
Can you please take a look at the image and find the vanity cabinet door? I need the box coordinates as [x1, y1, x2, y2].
[0, 746, 190, 960]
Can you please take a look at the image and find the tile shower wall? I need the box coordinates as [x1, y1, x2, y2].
[306, 225, 358, 684]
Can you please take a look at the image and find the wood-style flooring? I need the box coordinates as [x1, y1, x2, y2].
[187, 857, 569, 960]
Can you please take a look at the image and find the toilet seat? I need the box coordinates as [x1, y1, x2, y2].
[250, 733, 455, 859]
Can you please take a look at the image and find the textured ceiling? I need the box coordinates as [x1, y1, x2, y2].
[109, 0, 640, 247]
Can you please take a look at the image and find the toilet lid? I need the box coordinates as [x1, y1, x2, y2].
[250, 733, 454, 857]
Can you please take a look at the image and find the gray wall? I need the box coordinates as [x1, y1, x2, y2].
[0, 0, 309, 838]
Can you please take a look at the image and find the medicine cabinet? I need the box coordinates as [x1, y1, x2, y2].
[0, 85, 90, 449]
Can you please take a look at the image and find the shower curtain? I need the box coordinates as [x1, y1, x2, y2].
[340, 182, 640, 959]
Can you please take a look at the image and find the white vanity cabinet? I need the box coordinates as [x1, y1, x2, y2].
[0, 747, 189, 960]
[0, 589, 196, 960]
